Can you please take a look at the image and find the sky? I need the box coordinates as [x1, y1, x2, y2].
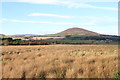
[0, 0, 119, 35]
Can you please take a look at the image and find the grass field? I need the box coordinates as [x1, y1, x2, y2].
[31, 37, 64, 40]
[1, 45, 119, 78]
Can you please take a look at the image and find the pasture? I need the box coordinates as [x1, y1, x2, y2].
[1, 45, 119, 78]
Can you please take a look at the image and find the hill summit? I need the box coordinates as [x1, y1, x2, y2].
[49, 27, 100, 37]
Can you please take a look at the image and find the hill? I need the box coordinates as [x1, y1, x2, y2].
[0, 34, 5, 37]
[10, 34, 38, 37]
[46, 27, 100, 37]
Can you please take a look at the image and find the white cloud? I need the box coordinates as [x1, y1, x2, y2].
[61, 2, 117, 11]
[60, 0, 119, 2]
[2, 18, 95, 26]
[1, 0, 119, 2]
[1, 0, 59, 4]
[96, 30, 118, 35]
[78, 16, 118, 23]
[28, 13, 74, 18]
[1, 0, 118, 11]
[0, 18, 7, 22]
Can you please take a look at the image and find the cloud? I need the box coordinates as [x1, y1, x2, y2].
[61, 2, 117, 11]
[2, 0, 118, 11]
[28, 13, 74, 18]
[2, 18, 95, 26]
[1, 0, 59, 4]
[96, 30, 118, 35]
[2, 0, 119, 2]
[79, 16, 118, 23]
[60, 0, 119, 2]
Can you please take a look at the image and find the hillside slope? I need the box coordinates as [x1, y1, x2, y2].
[47, 27, 100, 37]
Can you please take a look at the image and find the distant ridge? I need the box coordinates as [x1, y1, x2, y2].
[0, 28, 101, 37]
[47, 27, 100, 37]
[0, 34, 5, 37]
[11, 34, 38, 37]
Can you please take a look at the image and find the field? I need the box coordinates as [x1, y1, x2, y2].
[30, 37, 64, 40]
[1, 45, 119, 78]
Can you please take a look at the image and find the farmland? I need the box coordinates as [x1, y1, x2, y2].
[31, 37, 64, 40]
[1, 45, 119, 78]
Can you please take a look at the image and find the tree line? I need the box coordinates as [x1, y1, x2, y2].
[0, 35, 119, 45]
[1, 38, 49, 45]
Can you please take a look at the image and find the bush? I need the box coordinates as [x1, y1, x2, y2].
[38, 71, 46, 79]
[113, 70, 120, 79]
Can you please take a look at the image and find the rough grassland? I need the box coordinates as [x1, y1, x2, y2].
[1, 45, 119, 78]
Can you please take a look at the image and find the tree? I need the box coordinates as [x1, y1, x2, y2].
[65, 35, 71, 38]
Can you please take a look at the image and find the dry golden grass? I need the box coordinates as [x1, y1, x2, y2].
[30, 37, 64, 40]
[1, 45, 119, 78]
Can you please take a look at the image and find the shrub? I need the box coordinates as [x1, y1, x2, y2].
[49, 67, 67, 78]
[38, 71, 46, 79]
[113, 70, 120, 79]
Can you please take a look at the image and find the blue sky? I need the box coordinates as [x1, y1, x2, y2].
[1, 0, 118, 35]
